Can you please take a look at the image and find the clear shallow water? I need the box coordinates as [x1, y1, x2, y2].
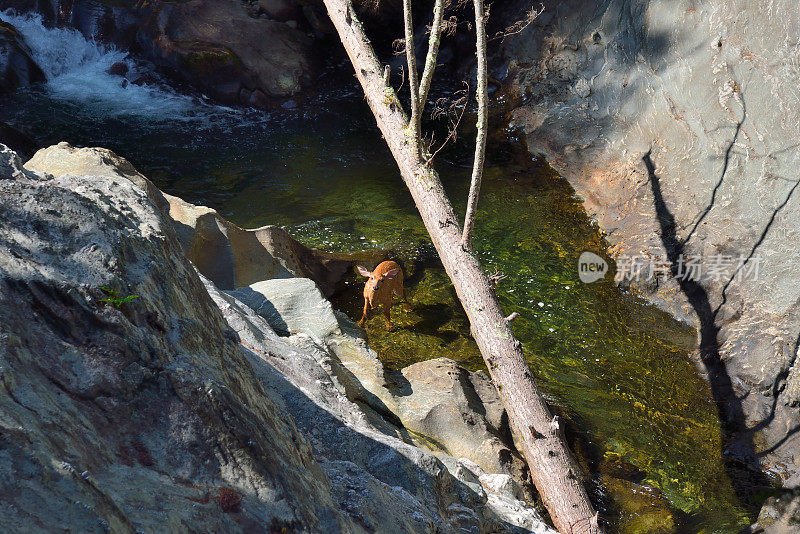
[0, 11, 760, 533]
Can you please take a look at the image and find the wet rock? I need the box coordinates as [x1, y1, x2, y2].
[107, 61, 128, 77]
[129, 72, 159, 86]
[135, 0, 315, 105]
[0, 20, 45, 94]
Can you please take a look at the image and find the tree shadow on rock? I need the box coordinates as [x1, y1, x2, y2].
[643, 150, 774, 511]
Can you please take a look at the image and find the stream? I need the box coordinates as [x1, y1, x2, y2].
[0, 10, 762, 533]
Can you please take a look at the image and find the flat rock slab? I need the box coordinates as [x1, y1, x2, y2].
[228, 278, 341, 339]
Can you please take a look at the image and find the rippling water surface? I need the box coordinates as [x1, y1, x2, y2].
[0, 10, 761, 532]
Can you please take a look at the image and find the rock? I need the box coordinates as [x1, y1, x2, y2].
[226, 259, 532, 496]
[502, 0, 800, 485]
[0, 142, 554, 533]
[129, 72, 159, 86]
[135, 0, 315, 105]
[602, 476, 676, 534]
[209, 279, 554, 533]
[754, 490, 800, 533]
[227, 278, 341, 339]
[257, 0, 299, 22]
[0, 144, 348, 532]
[479, 473, 524, 501]
[25, 142, 172, 216]
[24, 143, 351, 295]
[315, 314, 530, 486]
[301, 3, 333, 36]
[0, 20, 45, 94]
[396, 358, 529, 482]
[107, 61, 129, 77]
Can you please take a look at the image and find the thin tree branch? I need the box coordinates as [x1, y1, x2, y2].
[403, 0, 421, 156]
[418, 0, 446, 111]
[488, 3, 544, 43]
[425, 83, 469, 164]
[461, 0, 488, 248]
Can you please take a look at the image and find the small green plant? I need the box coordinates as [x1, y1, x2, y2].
[99, 286, 139, 308]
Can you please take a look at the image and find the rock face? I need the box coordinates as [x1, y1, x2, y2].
[1, 142, 554, 532]
[501, 0, 800, 488]
[0, 19, 45, 94]
[0, 145, 345, 531]
[229, 278, 342, 338]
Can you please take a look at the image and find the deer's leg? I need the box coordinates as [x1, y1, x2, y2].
[358, 299, 370, 326]
[383, 303, 394, 331]
[398, 283, 412, 312]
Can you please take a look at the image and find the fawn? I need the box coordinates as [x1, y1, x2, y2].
[357, 260, 412, 330]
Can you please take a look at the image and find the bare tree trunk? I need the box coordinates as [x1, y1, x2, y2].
[321, 1, 603, 532]
[461, 0, 488, 248]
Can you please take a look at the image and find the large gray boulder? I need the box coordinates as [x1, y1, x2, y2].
[0, 144, 347, 531]
[0, 142, 554, 532]
[502, 0, 800, 487]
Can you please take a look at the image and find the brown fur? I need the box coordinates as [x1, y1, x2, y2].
[357, 260, 411, 330]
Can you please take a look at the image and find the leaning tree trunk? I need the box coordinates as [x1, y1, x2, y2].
[321, 1, 602, 532]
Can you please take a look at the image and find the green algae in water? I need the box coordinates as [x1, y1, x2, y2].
[325, 152, 754, 533]
[0, 83, 757, 533]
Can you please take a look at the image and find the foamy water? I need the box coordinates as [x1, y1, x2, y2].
[0, 10, 210, 119]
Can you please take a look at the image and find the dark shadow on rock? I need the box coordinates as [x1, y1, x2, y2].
[643, 150, 773, 510]
[227, 285, 290, 336]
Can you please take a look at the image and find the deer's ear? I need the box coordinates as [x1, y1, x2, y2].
[384, 268, 400, 279]
[357, 265, 372, 277]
